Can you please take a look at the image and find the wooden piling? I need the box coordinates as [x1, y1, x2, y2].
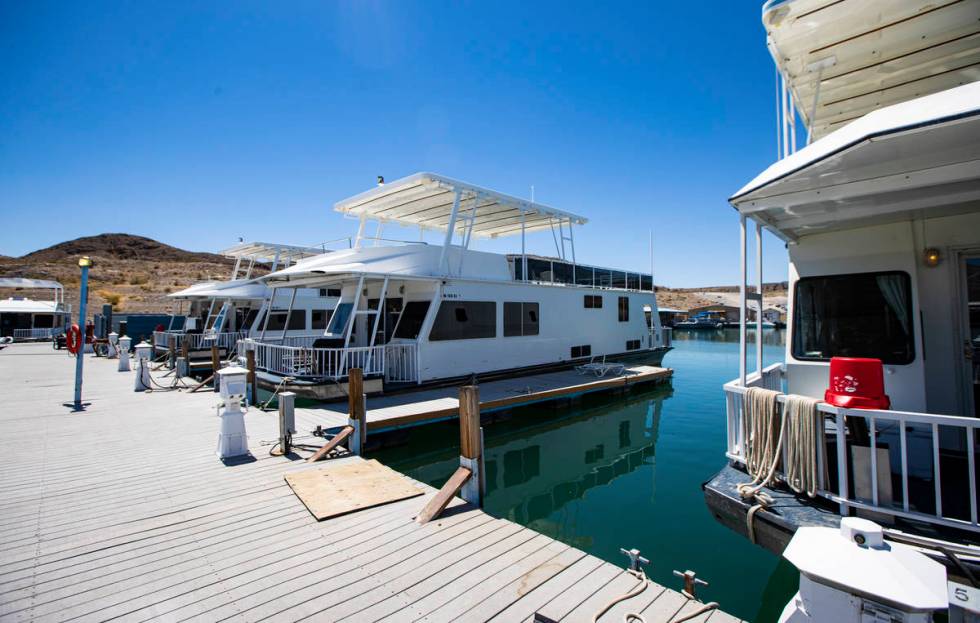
[167, 335, 176, 369]
[246, 349, 257, 405]
[181, 336, 189, 363]
[210, 344, 220, 392]
[459, 385, 481, 461]
[347, 368, 367, 453]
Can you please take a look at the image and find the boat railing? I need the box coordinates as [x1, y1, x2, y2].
[12, 327, 61, 340]
[152, 330, 244, 352]
[724, 363, 980, 534]
[241, 338, 419, 383]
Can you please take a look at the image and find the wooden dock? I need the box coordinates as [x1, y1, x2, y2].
[297, 364, 673, 433]
[0, 343, 738, 622]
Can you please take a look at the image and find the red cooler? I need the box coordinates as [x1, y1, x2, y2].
[824, 357, 890, 410]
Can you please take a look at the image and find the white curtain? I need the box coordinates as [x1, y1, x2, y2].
[876, 274, 910, 334]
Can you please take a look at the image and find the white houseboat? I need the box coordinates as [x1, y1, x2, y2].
[243, 173, 672, 399]
[0, 278, 70, 340]
[703, 0, 980, 578]
[154, 241, 339, 357]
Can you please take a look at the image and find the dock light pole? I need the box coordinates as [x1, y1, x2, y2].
[73, 256, 93, 411]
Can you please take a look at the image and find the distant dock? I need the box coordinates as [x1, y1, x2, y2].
[0, 343, 737, 622]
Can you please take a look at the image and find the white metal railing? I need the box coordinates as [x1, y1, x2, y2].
[13, 327, 61, 340]
[724, 363, 980, 533]
[242, 339, 419, 383]
[152, 330, 244, 352]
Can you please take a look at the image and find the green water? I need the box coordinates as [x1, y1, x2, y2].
[372, 328, 797, 622]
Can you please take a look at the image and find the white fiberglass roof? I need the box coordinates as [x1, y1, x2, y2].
[0, 278, 63, 290]
[168, 280, 267, 300]
[0, 298, 63, 314]
[334, 172, 587, 239]
[219, 242, 327, 263]
[764, 0, 980, 140]
[731, 81, 980, 240]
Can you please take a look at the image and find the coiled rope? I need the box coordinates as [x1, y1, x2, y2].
[736, 387, 822, 543]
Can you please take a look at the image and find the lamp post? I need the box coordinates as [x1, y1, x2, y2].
[73, 256, 93, 410]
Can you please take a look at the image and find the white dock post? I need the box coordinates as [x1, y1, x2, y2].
[107, 331, 119, 359]
[117, 335, 131, 372]
[458, 385, 484, 507]
[134, 342, 152, 391]
[176, 356, 188, 378]
[216, 366, 249, 459]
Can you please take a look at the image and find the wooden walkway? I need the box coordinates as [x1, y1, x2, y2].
[297, 365, 673, 433]
[0, 343, 738, 623]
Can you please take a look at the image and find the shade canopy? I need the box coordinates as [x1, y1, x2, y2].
[334, 172, 587, 239]
[0, 278, 63, 290]
[764, 0, 980, 141]
[731, 81, 980, 240]
[220, 242, 327, 264]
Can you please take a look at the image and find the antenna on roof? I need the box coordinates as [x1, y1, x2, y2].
[377, 175, 385, 186]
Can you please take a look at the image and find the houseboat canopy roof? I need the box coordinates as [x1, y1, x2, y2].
[764, 0, 980, 141]
[731, 80, 980, 240]
[0, 278, 63, 290]
[0, 298, 63, 314]
[219, 242, 326, 263]
[334, 172, 588, 239]
[168, 280, 267, 301]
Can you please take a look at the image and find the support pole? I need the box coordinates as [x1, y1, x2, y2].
[739, 215, 747, 386]
[246, 349, 257, 406]
[72, 257, 92, 411]
[211, 344, 221, 392]
[458, 385, 484, 507]
[347, 367, 366, 455]
[755, 222, 764, 376]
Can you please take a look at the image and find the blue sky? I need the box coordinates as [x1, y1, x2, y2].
[1, 1, 788, 287]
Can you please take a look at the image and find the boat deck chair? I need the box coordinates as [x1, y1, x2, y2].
[575, 355, 625, 378]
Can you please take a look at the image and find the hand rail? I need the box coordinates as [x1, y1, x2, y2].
[242, 339, 419, 383]
[724, 364, 980, 533]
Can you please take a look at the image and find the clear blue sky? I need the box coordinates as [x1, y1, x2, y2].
[0, 1, 788, 287]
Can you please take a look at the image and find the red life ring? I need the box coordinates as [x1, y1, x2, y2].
[66, 324, 82, 355]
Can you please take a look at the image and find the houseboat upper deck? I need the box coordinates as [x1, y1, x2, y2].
[0, 278, 70, 340]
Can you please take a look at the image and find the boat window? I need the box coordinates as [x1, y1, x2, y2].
[319, 288, 341, 298]
[265, 312, 286, 331]
[626, 339, 641, 351]
[618, 296, 629, 322]
[527, 259, 553, 283]
[570, 344, 591, 358]
[394, 301, 430, 339]
[627, 274, 639, 290]
[595, 269, 612, 288]
[792, 271, 914, 364]
[641, 275, 653, 291]
[327, 302, 353, 335]
[576, 266, 595, 287]
[311, 310, 328, 330]
[429, 301, 496, 341]
[611, 272, 627, 289]
[584, 295, 603, 309]
[504, 302, 540, 337]
[552, 261, 573, 285]
[287, 310, 305, 330]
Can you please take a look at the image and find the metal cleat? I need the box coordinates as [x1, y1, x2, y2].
[619, 548, 650, 572]
[673, 569, 709, 600]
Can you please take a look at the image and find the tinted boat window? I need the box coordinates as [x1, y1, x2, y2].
[527, 259, 552, 283]
[311, 310, 328, 330]
[327, 303, 353, 335]
[504, 302, 539, 337]
[429, 301, 496, 341]
[792, 271, 914, 365]
[287, 310, 305, 330]
[394, 301, 430, 339]
[266, 313, 287, 331]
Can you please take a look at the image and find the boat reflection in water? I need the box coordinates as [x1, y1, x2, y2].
[379, 388, 666, 549]
[670, 326, 785, 346]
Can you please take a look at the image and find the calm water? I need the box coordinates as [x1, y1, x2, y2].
[373, 328, 796, 622]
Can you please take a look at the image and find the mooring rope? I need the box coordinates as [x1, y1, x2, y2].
[590, 567, 719, 623]
[782, 394, 822, 498]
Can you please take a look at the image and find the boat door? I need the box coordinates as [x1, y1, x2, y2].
[959, 254, 980, 417]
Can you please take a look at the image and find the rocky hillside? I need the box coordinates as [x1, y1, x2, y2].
[0, 234, 239, 315]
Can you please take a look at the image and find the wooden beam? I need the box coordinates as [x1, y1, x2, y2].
[306, 425, 355, 462]
[181, 336, 189, 362]
[459, 385, 480, 460]
[348, 367, 366, 449]
[190, 374, 214, 393]
[416, 465, 472, 524]
[246, 349, 257, 404]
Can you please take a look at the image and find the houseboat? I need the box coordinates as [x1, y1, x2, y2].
[243, 172, 672, 399]
[703, 0, 980, 578]
[0, 278, 70, 340]
[154, 241, 339, 358]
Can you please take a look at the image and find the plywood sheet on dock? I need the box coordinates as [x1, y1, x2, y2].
[284, 458, 424, 520]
